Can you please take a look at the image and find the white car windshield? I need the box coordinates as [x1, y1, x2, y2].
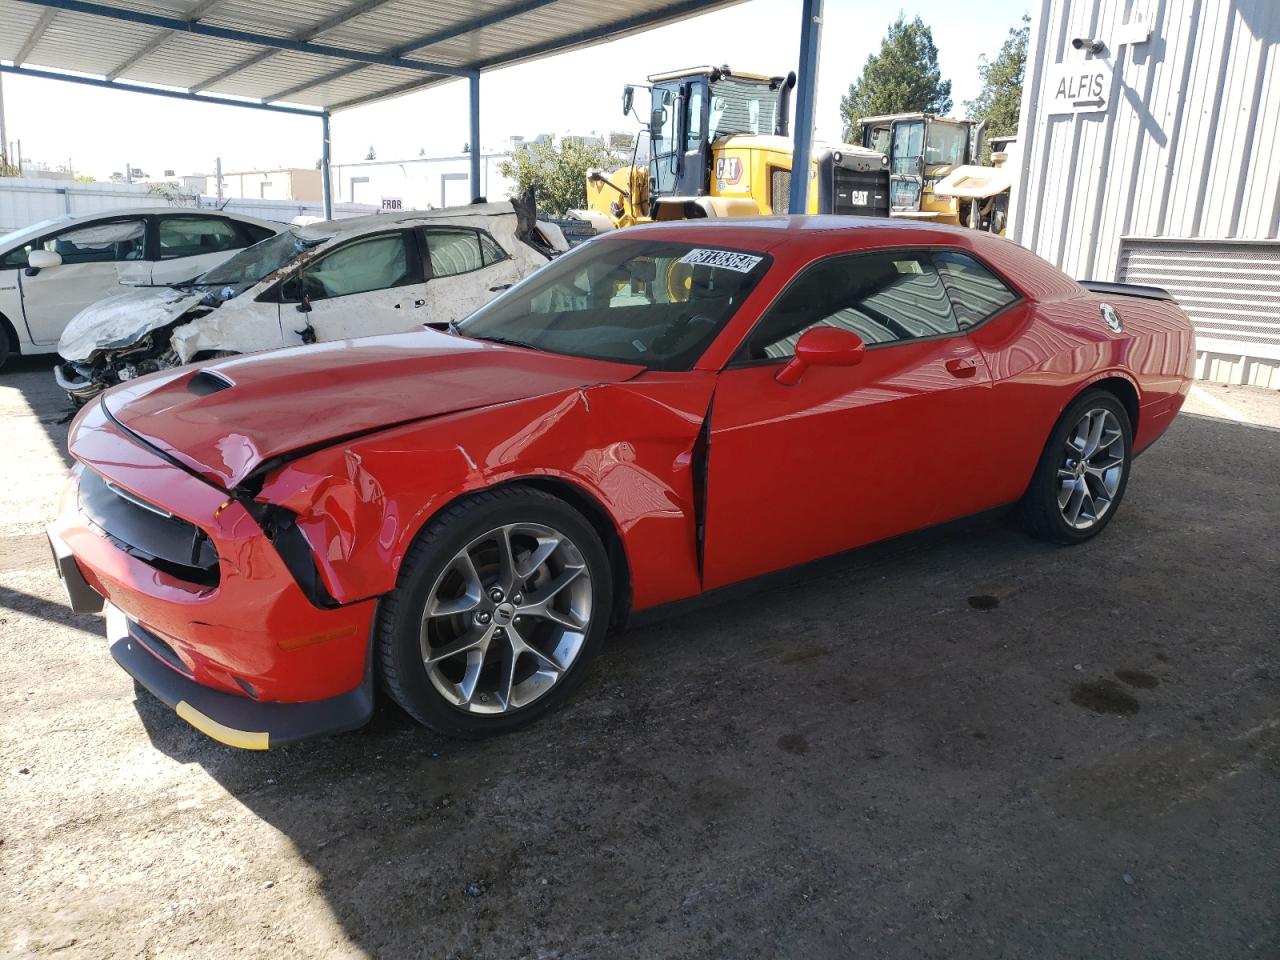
[0, 217, 67, 251]
[188, 229, 326, 298]
[457, 238, 771, 371]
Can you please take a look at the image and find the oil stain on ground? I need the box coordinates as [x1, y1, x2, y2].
[1114, 669, 1160, 689]
[968, 595, 1000, 610]
[777, 733, 809, 755]
[1070, 679, 1141, 715]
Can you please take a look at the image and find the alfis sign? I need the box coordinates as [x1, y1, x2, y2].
[1045, 60, 1111, 115]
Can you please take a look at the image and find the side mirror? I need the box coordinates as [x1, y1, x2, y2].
[622, 85, 634, 117]
[650, 106, 667, 131]
[775, 327, 865, 385]
[26, 249, 63, 275]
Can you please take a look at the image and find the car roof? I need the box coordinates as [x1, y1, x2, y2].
[594, 215, 985, 251]
[0, 207, 279, 251]
[591, 215, 1077, 301]
[294, 200, 517, 241]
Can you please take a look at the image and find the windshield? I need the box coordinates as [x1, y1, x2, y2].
[0, 217, 67, 250]
[189, 229, 325, 297]
[708, 77, 779, 138]
[457, 238, 772, 370]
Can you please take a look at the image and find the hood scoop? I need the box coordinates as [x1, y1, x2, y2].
[187, 369, 235, 397]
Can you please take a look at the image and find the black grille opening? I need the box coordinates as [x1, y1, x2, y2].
[79, 469, 220, 587]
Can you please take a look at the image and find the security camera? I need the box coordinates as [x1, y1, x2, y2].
[1071, 37, 1105, 54]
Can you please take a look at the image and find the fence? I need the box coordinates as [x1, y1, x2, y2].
[0, 177, 376, 232]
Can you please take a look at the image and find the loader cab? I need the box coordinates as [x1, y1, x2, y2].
[645, 67, 786, 209]
[860, 114, 973, 216]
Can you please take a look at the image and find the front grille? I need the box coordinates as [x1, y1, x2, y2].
[79, 469, 220, 587]
[770, 167, 792, 214]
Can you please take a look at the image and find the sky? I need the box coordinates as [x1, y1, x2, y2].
[0, 0, 1029, 180]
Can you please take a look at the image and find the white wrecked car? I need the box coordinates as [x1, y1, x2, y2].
[55, 199, 566, 400]
[0, 209, 282, 370]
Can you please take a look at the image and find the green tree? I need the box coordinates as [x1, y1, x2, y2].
[497, 137, 620, 217]
[840, 15, 953, 141]
[966, 15, 1030, 160]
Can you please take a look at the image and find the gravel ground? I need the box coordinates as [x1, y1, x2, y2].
[2, 356, 1278, 959]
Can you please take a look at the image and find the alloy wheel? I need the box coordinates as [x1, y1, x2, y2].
[420, 522, 593, 714]
[1057, 407, 1126, 530]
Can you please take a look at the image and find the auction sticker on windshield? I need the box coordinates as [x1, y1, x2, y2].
[679, 249, 764, 273]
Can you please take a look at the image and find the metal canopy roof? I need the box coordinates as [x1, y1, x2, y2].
[0, 0, 739, 112]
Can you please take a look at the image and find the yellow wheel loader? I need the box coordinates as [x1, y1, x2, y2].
[582, 65, 890, 230]
[857, 113, 1012, 233]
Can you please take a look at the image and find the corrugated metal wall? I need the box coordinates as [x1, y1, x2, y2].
[1011, 0, 1280, 282]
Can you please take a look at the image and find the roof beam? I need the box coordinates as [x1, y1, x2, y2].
[11, 0, 478, 77]
[14, 8, 57, 65]
[0, 62, 325, 116]
[264, 0, 557, 104]
[106, 0, 226, 80]
[329, 0, 731, 112]
[106, 31, 175, 79]
[190, 0, 396, 94]
[467, 0, 730, 71]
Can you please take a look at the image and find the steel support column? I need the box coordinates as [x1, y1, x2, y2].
[787, 0, 822, 215]
[321, 112, 333, 220]
[469, 74, 481, 201]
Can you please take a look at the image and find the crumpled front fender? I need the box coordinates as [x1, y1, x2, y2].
[255, 377, 716, 611]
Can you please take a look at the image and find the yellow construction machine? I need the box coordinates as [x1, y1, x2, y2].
[582, 65, 890, 229]
[856, 113, 1012, 233]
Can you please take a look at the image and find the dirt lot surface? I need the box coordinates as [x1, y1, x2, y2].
[2, 356, 1278, 959]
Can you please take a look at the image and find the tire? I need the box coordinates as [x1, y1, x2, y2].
[377, 485, 613, 739]
[1017, 388, 1133, 544]
[0, 318, 13, 372]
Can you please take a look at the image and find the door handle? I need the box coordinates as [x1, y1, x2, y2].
[945, 357, 978, 378]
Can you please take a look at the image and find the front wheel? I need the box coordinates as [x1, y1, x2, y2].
[377, 486, 613, 739]
[1018, 389, 1133, 544]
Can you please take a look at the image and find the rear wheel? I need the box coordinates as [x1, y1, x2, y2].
[1018, 389, 1132, 544]
[0, 317, 14, 371]
[377, 486, 612, 739]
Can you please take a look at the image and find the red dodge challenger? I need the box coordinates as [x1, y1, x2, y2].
[48, 218, 1194, 749]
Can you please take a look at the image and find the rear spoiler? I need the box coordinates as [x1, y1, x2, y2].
[1079, 280, 1176, 302]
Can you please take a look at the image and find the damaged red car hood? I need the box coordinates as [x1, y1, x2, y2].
[100, 329, 644, 490]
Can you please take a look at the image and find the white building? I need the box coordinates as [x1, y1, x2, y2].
[330, 152, 514, 211]
[1011, 0, 1280, 387]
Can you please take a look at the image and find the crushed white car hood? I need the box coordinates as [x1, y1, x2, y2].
[58, 286, 204, 362]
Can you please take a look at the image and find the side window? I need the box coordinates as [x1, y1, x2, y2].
[243, 223, 278, 244]
[1, 243, 35, 269]
[740, 251, 959, 361]
[43, 219, 145, 263]
[932, 251, 1018, 329]
[157, 217, 242, 260]
[426, 228, 485, 277]
[479, 231, 508, 266]
[295, 233, 411, 301]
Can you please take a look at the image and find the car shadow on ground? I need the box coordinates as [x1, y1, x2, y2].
[4, 354, 78, 470]
[121, 410, 1280, 959]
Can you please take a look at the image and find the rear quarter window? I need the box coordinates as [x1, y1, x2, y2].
[932, 250, 1019, 329]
